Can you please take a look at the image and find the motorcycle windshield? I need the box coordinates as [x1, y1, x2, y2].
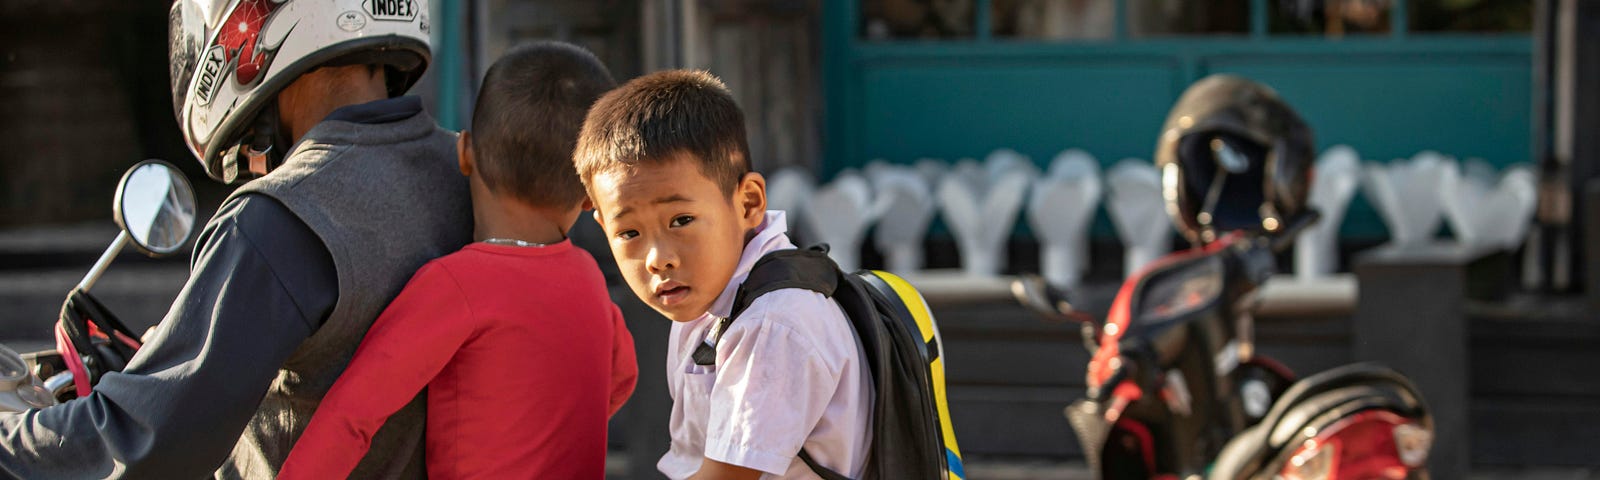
[1134, 255, 1225, 325]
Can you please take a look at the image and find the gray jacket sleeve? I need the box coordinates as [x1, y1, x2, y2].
[0, 195, 337, 479]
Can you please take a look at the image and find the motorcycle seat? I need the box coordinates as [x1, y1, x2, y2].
[1206, 363, 1430, 479]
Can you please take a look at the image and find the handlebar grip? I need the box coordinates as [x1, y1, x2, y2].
[1090, 356, 1133, 402]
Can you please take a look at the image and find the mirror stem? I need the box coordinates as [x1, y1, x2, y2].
[78, 232, 129, 293]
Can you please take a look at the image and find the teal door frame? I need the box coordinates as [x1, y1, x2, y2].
[824, 0, 1533, 239]
[431, 0, 468, 131]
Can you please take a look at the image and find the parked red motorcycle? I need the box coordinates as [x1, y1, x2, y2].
[0, 160, 196, 410]
[1013, 75, 1434, 480]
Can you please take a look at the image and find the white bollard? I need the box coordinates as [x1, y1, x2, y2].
[869, 165, 936, 273]
[985, 148, 1040, 180]
[802, 171, 877, 272]
[1107, 159, 1170, 277]
[1027, 150, 1102, 289]
[1494, 165, 1538, 250]
[914, 158, 949, 186]
[1362, 152, 1449, 247]
[767, 166, 816, 232]
[938, 162, 1031, 276]
[1440, 160, 1539, 251]
[1051, 149, 1101, 275]
[1295, 145, 1362, 279]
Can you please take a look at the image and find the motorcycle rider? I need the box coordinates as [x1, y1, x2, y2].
[0, 1, 470, 478]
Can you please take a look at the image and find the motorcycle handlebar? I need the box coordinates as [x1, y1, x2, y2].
[1009, 274, 1098, 325]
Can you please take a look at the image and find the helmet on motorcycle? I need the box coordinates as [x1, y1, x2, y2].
[1154, 74, 1314, 245]
[168, 0, 432, 183]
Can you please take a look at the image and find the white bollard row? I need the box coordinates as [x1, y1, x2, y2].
[766, 147, 1537, 286]
[1358, 149, 1537, 252]
[775, 149, 1129, 287]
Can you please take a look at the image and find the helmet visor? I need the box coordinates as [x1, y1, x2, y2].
[1178, 132, 1268, 233]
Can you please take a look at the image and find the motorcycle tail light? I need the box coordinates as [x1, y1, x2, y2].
[1393, 422, 1432, 468]
[1280, 411, 1419, 480]
[1281, 439, 1336, 480]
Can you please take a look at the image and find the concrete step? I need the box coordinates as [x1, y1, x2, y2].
[0, 222, 121, 253]
[0, 221, 193, 343]
[0, 222, 195, 271]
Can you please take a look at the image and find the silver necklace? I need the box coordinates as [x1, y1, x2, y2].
[482, 238, 549, 247]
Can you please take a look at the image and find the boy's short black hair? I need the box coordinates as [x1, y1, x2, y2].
[470, 41, 616, 208]
[574, 69, 751, 196]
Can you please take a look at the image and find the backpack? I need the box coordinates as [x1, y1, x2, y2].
[708, 245, 966, 480]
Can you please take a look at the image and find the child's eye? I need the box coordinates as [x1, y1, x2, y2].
[670, 215, 694, 228]
[615, 229, 639, 240]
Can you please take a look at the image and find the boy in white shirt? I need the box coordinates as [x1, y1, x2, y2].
[575, 69, 873, 480]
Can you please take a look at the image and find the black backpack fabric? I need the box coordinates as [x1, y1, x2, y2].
[707, 245, 966, 480]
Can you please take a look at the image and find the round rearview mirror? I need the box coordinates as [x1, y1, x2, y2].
[114, 160, 197, 257]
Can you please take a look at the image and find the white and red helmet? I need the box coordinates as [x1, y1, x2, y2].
[168, 0, 431, 183]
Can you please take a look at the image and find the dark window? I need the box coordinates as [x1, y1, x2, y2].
[1128, 0, 1250, 37]
[860, 0, 975, 40]
[991, 0, 1116, 40]
[1409, 0, 1532, 32]
[1270, 0, 1394, 35]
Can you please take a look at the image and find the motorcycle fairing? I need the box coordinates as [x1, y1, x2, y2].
[1090, 233, 1245, 390]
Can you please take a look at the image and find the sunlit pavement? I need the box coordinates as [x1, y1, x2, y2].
[601, 454, 1600, 479]
[956, 460, 1600, 480]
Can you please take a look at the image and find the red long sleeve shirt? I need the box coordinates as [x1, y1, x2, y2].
[279, 241, 637, 479]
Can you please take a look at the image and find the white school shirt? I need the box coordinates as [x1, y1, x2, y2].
[657, 211, 873, 479]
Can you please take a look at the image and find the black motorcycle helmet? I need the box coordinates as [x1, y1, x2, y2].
[1155, 74, 1315, 245]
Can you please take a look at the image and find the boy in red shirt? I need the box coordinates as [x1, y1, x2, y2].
[279, 41, 636, 479]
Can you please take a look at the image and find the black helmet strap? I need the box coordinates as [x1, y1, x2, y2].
[1195, 135, 1254, 243]
[1197, 160, 1229, 243]
[220, 100, 287, 183]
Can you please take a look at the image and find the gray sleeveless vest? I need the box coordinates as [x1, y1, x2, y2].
[214, 111, 472, 479]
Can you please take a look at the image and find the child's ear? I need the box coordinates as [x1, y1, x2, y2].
[456, 131, 475, 177]
[735, 171, 767, 228]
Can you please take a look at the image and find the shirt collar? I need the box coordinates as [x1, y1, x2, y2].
[704, 211, 794, 320]
[322, 96, 423, 124]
